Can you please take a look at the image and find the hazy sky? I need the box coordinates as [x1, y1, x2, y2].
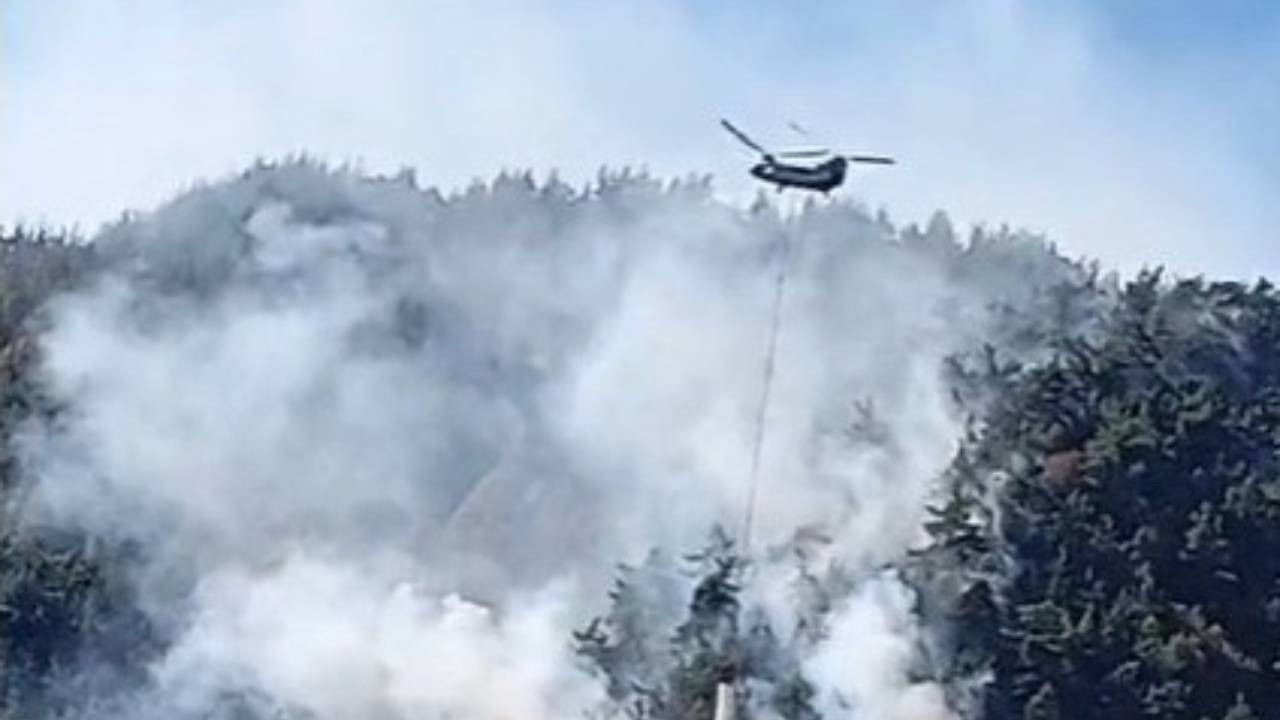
[3, 0, 1278, 278]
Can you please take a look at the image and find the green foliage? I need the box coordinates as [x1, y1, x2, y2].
[923, 272, 1280, 719]
[0, 227, 150, 717]
[576, 528, 823, 720]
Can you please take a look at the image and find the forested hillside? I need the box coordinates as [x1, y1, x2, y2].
[919, 272, 1280, 719]
[0, 161, 1274, 720]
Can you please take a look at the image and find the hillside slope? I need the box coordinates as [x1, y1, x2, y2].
[920, 272, 1280, 719]
[0, 160, 1124, 720]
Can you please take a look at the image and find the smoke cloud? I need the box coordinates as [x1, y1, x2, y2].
[13, 163, 1093, 719]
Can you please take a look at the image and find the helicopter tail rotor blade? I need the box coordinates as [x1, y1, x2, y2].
[847, 155, 895, 165]
[720, 119, 770, 157]
[787, 121, 812, 138]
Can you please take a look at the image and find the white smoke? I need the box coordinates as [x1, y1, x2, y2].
[805, 573, 951, 720]
[144, 556, 599, 720]
[13, 162, 1087, 719]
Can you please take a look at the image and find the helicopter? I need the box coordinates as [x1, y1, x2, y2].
[720, 118, 894, 194]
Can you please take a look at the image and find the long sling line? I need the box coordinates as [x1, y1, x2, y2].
[740, 227, 794, 554]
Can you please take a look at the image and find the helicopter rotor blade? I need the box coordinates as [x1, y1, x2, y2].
[846, 155, 896, 165]
[720, 119, 770, 157]
[776, 148, 830, 159]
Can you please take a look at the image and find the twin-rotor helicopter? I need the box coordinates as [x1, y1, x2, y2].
[720, 118, 894, 194]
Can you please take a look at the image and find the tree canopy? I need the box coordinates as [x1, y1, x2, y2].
[921, 271, 1280, 719]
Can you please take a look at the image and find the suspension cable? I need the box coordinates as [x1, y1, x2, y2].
[740, 227, 795, 554]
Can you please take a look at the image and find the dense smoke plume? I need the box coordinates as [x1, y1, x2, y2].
[11, 161, 1097, 719]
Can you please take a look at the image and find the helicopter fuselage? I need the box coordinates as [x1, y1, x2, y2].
[750, 156, 847, 193]
[721, 117, 891, 193]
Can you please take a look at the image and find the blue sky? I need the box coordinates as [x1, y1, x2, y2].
[1090, 2, 1279, 53]
[2, 1, 1278, 278]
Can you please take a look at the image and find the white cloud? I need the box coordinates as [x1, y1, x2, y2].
[3, 1, 1277, 277]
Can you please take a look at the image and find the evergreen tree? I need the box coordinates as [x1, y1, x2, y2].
[923, 273, 1280, 719]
